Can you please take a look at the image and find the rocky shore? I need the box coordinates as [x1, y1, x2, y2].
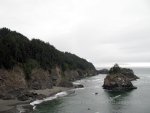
[0, 87, 72, 113]
[0, 66, 93, 113]
[102, 64, 139, 91]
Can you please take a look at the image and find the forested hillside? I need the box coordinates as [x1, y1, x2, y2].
[0, 28, 95, 79]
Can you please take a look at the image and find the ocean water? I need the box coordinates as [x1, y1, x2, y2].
[32, 67, 150, 113]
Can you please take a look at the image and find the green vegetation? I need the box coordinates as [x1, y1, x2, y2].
[0, 28, 95, 76]
[109, 64, 121, 74]
[23, 59, 39, 79]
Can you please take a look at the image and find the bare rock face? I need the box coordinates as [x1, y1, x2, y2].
[102, 64, 139, 91]
[0, 67, 27, 99]
[28, 68, 53, 90]
[0, 65, 97, 100]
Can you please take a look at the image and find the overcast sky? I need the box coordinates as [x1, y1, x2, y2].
[1, 0, 150, 67]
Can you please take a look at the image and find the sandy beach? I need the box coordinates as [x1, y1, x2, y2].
[0, 87, 71, 113]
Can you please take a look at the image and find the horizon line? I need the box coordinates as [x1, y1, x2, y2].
[96, 62, 150, 69]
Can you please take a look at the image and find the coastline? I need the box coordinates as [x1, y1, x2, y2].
[0, 86, 71, 113]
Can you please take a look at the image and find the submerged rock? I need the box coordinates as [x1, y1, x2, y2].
[102, 64, 139, 91]
[95, 92, 98, 95]
[73, 84, 84, 88]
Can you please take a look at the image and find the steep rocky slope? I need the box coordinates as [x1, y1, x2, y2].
[0, 66, 96, 100]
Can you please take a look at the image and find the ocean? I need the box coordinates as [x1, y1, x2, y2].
[31, 67, 150, 113]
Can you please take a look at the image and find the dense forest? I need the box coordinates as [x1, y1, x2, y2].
[0, 28, 95, 79]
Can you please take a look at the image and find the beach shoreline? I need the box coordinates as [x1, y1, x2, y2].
[0, 86, 71, 113]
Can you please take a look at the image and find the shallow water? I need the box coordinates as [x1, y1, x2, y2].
[32, 67, 150, 113]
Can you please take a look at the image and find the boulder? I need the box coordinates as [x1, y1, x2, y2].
[73, 84, 84, 88]
[17, 94, 29, 101]
[36, 94, 46, 100]
[17, 92, 38, 101]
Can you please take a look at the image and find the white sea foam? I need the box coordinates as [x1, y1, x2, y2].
[44, 95, 57, 101]
[110, 95, 121, 101]
[55, 91, 68, 97]
[73, 87, 85, 91]
[16, 105, 25, 113]
[91, 79, 102, 82]
[30, 100, 43, 106]
[94, 85, 100, 88]
[30, 91, 68, 108]
[33, 106, 36, 110]
[72, 82, 80, 85]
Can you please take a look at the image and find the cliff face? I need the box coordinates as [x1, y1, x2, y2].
[102, 64, 139, 91]
[0, 67, 27, 99]
[0, 66, 96, 100]
[28, 68, 53, 90]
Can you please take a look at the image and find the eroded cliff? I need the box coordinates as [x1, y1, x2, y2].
[0, 66, 96, 100]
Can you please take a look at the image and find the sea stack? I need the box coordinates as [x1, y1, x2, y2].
[102, 64, 139, 91]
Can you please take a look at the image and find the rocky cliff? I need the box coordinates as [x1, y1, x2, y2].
[0, 66, 96, 100]
[102, 64, 139, 91]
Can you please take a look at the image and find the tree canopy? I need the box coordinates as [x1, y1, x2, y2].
[0, 28, 95, 72]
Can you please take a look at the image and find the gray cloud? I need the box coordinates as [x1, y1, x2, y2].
[0, 0, 150, 67]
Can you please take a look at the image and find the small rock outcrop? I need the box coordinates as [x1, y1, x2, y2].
[102, 64, 139, 91]
[73, 84, 84, 88]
